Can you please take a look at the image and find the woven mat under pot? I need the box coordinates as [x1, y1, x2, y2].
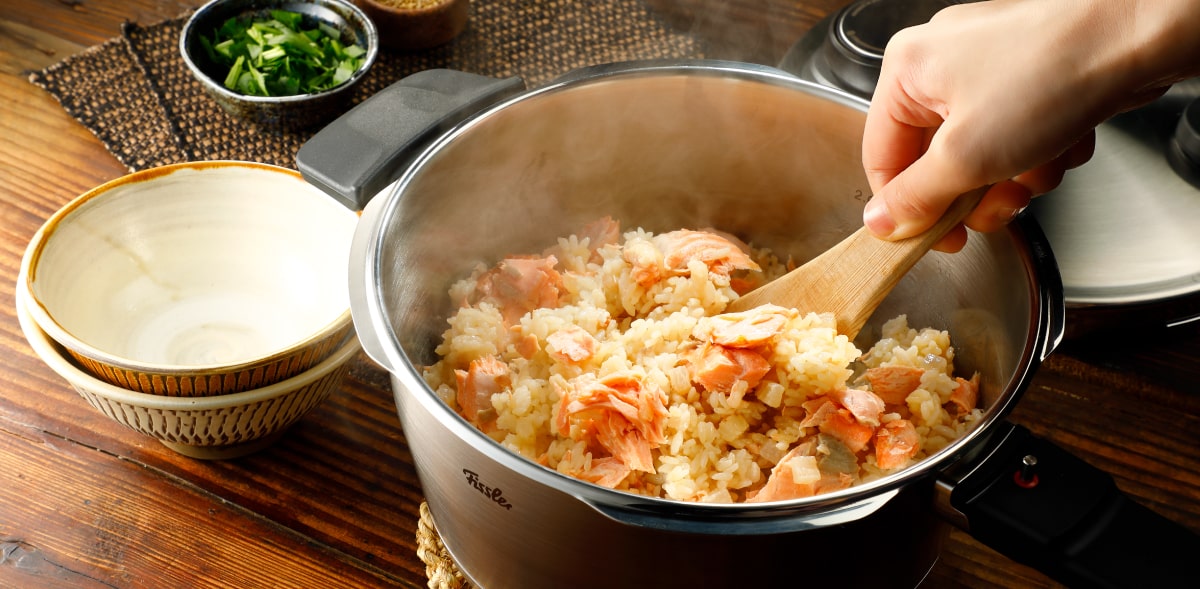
[29, 0, 705, 174]
[416, 502, 476, 589]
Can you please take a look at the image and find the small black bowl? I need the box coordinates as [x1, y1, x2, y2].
[181, 0, 379, 130]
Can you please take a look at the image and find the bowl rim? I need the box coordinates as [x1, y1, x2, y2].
[180, 0, 380, 104]
[20, 160, 357, 375]
[17, 279, 362, 411]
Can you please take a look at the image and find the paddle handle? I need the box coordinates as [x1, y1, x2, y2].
[829, 186, 988, 335]
[730, 186, 989, 338]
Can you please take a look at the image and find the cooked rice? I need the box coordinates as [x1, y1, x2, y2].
[423, 220, 983, 503]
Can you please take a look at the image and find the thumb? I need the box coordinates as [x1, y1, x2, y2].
[862, 146, 975, 241]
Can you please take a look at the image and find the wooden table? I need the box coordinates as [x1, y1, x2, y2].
[2, 1, 1198, 587]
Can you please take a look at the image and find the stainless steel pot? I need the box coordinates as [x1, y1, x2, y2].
[297, 61, 1200, 588]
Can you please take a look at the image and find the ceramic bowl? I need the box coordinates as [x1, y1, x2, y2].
[18, 285, 361, 460]
[20, 161, 358, 397]
[352, 0, 468, 51]
[180, 0, 379, 129]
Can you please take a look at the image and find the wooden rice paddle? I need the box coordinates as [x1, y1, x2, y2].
[727, 187, 989, 339]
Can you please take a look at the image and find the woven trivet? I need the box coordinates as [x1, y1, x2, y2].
[29, 0, 705, 173]
[416, 502, 476, 589]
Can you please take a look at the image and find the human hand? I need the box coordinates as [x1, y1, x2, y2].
[861, 0, 1200, 252]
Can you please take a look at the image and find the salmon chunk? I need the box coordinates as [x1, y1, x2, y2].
[689, 343, 771, 394]
[653, 229, 762, 277]
[875, 419, 920, 469]
[701, 304, 794, 348]
[454, 356, 510, 427]
[798, 397, 874, 453]
[577, 216, 621, 252]
[747, 445, 822, 502]
[622, 237, 665, 287]
[748, 434, 859, 502]
[831, 388, 886, 427]
[865, 365, 925, 404]
[547, 325, 597, 364]
[570, 455, 631, 489]
[556, 372, 668, 473]
[949, 373, 981, 413]
[471, 255, 563, 324]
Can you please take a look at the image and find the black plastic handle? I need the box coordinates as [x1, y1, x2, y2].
[296, 69, 526, 210]
[941, 422, 1200, 588]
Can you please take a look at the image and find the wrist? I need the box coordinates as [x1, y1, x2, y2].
[1122, 0, 1200, 90]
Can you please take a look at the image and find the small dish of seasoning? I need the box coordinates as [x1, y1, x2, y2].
[352, 0, 469, 52]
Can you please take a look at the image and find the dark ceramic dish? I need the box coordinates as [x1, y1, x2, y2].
[180, 0, 379, 130]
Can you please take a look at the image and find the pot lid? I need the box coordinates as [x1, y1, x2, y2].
[1029, 80, 1200, 311]
[779, 1, 1200, 331]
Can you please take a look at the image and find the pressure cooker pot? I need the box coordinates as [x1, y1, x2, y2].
[297, 61, 1200, 588]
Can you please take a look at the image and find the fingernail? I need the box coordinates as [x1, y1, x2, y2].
[998, 205, 1027, 223]
[863, 197, 896, 238]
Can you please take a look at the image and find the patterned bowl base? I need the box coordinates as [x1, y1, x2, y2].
[158, 429, 288, 459]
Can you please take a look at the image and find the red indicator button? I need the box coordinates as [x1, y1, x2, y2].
[1013, 454, 1040, 489]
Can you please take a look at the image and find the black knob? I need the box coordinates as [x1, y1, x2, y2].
[1168, 97, 1200, 189]
[819, 0, 957, 99]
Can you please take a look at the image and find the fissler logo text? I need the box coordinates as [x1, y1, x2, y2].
[463, 469, 513, 510]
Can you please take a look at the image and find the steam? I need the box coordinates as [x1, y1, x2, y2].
[372, 67, 873, 363]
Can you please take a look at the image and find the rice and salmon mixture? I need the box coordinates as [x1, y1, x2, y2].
[422, 217, 982, 503]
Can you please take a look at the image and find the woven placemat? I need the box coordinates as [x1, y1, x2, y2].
[29, 0, 705, 173]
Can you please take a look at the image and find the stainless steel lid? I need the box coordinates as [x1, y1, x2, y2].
[1028, 80, 1200, 333]
[780, 1, 1200, 334]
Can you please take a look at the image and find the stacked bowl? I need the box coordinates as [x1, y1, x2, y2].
[18, 161, 361, 459]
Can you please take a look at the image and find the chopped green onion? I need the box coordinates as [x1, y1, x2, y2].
[200, 10, 366, 97]
[245, 25, 266, 46]
[332, 63, 353, 86]
[249, 62, 268, 96]
[271, 9, 303, 29]
[259, 45, 286, 62]
[318, 23, 341, 41]
[224, 54, 245, 90]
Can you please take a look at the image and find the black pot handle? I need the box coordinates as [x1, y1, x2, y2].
[937, 421, 1200, 588]
[296, 69, 526, 210]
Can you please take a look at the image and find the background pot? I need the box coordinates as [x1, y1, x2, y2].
[299, 61, 1200, 588]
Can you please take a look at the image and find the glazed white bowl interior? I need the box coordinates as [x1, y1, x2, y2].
[26, 162, 357, 369]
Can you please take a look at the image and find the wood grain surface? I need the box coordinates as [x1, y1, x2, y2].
[2, 1, 1197, 588]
